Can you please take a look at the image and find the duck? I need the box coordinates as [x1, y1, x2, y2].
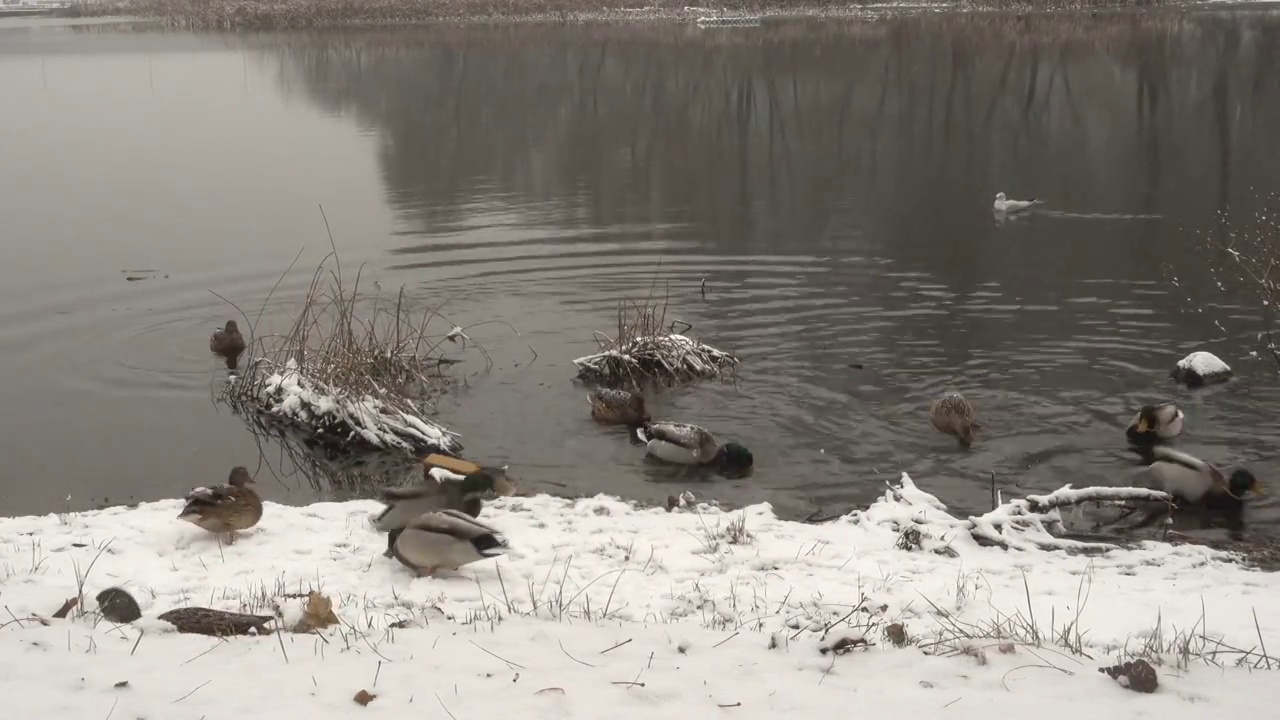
[632, 421, 754, 476]
[588, 387, 649, 426]
[930, 391, 980, 449]
[1128, 445, 1262, 505]
[389, 509, 510, 576]
[1121, 446, 1263, 533]
[95, 587, 274, 637]
[1125, 402, 1184, 444]
[993, 192, 1040, 214]
[372, 455, 515, 557]
[209, 320, 247, 362]
[177, 466, 263, 544]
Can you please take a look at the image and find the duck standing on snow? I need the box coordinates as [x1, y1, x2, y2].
[633, 421, 754, 477]
[588, 387, 650, 426]
[1123, 445, 1263, 532]
[209, 320, 247, 367]
[177, 466, 263, 544]
[372, 455, 515, 557]
[930, 391, 980, 449]
[993, 192, 1041, 214]
[1125, 402, 1184, 445]
[389, 509, 510, 576]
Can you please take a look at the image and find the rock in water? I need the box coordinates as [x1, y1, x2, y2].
[1098, 658, 1159, 693]
[1171, 351, 1232, 388]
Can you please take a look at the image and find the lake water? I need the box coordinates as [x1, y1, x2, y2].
[3, 9, 1280, 539]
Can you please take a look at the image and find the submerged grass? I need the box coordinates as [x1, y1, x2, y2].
[72, 0, 1190, 31]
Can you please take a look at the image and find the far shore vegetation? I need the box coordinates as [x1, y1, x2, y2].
[68, 0, 1196, 31]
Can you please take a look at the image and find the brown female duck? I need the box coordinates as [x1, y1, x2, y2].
[588, 388, 649, 426]
[210, 320, 247, 367]
[178, 466, 263, 544]
[930, 391, 980, 449]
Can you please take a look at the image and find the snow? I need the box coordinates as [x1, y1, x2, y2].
[427, 466, 467, 483]
[1173, 351, 1233, 386]
[3, 474, 1280, 717]
[255, 358, 461, 454]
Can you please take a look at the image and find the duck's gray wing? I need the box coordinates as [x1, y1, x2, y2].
[641, 422, 710, 451]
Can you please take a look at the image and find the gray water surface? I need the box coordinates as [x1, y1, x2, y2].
[2, 11, 1280, 538]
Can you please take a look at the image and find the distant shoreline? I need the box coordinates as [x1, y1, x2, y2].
[62, 0, 1246, 32]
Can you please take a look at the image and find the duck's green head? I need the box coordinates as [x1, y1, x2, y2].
[717, 442, 754, 476]
[1229, 468, 1262, 499]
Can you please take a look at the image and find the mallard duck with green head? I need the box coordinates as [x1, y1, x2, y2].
[632, 421, 754, 477]
[930, 391, 979, 449]
[1128, 446, 1262, 505]
[588, 387, 649, 426]
[178, 466, 263, 544]
[1125, 402, 1184, 445]
[1121, 445, 1264, 532]
[389, 509, 510, 576]
[372, 454, 515, 557]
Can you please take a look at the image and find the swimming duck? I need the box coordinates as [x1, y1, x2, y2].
[1122, 446, 1262, 533]
[1125, 402, 1184, 444]
[372, 455, 515, 557]
[95, 587, 274, 637]
[389, 509, 510, 576]
[210, 320, 247, 361]
[993, 192, 1040, 214]
[177, 466, 263, 544]
[633, 421, 754, 476]
[1128, 446, 1262, 505]
[930, 391, 980, 449]
[588, 387, 649, 426]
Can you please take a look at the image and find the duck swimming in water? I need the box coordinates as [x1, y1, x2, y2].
[633, 421, 754, 477]
[930, 391, 980, 449]
[1125, 402, 1184, 445]
[588, 387, 649, 426]
[1121, 445, 1263, 533]
[209, 320, 247, 364]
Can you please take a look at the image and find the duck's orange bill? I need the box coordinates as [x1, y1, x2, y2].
[423, 453, 481, 476]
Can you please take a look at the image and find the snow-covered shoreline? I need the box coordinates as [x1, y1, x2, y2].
[3, 477, 1280, 716]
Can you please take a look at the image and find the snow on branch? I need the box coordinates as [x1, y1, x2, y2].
[845, 473, 1172, 554]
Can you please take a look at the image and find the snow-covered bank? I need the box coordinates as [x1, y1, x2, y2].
[2, 476, 1279, 717]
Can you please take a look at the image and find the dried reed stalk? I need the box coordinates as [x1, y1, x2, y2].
[217, 246, 485, 488]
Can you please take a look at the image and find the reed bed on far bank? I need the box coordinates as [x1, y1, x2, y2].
[72, 0, 1184, 31]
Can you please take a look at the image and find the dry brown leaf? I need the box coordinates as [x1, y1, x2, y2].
[299, 592, 339, 632]
[353, 689, 377, 706]
[885, 623, 907, 648]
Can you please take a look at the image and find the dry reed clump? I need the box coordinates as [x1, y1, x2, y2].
[572, 299, 738, 390]
[68, 0, 1181, 31]
[217, 246, 492, 487]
